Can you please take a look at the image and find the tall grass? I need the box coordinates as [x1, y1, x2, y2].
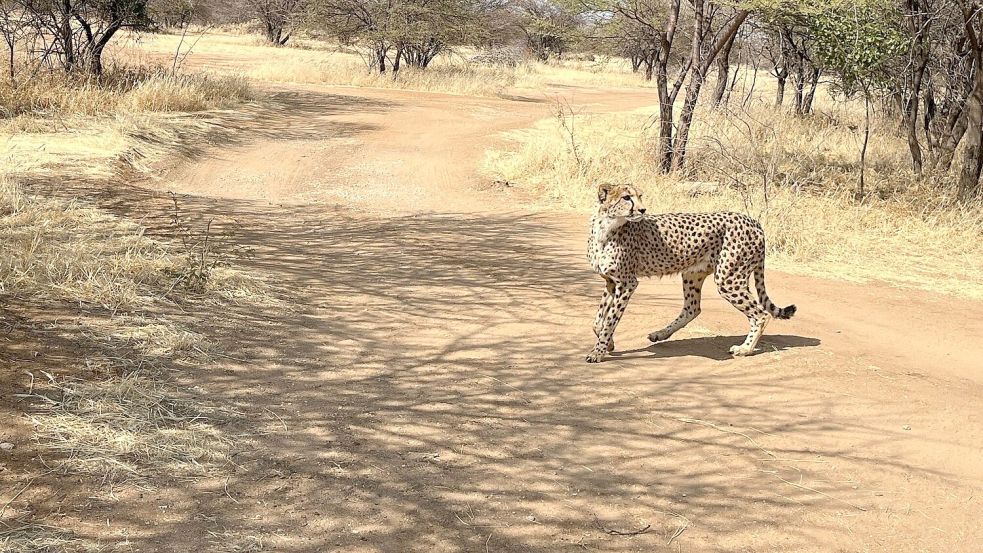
[0, 65, 253, 120]
[482, 100, 983, 299]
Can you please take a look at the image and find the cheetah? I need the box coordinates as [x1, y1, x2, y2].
[586, 183, 796, 363]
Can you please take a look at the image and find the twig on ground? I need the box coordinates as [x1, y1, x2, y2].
[0, 469, 56, 519]
[224, 475, 239, 504]
[592, 515, 651, 536]
[766, 472, 867, 512]
[667, 415, 777, 458]
[664, 511, 689, 545]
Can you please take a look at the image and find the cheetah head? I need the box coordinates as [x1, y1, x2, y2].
[596, 183, 647, 222]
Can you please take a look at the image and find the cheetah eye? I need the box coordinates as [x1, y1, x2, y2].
[622, 195, 631, 201]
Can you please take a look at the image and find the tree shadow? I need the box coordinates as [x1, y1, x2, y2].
[126, 88, 394, 166]
[5, 128, 976, 552]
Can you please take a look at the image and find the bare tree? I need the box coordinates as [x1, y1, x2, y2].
[15, 0, 155, 74]
[0, 0, 26, 80]
[669, 0, 749, 169]
[249, 0, 304, 45]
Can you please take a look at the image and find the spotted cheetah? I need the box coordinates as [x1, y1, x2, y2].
[586, 183, 796, 363]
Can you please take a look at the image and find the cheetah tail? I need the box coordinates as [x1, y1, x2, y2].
[753, 266, 796, 320]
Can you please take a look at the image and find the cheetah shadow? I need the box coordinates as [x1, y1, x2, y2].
[613, 334, 821, 362]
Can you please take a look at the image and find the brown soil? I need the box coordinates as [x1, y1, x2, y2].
[3, 81, 982, 552]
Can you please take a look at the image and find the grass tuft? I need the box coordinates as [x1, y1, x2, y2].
[0, 521, 99, 553]
[30, 371, 232, 483]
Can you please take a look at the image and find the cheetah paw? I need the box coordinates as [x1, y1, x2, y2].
[585, 348, 607, 363]
[648, 330, 671, 343]
[729, 344, 754, 357]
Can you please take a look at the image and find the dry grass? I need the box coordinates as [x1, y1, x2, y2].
[248, 54, 518, 96]
[0, 521, 99, 553]
[0, 178, 262, 485]
[482, 92, 983, 299]
[0, 180, 175, 309]
[0, 66, 253, 121]
[30, 370, 232, 483]
[0, 30, 271, 547]
[115, 31, 656, 97]
[0, 60, 266, 528]
[516, 57, 656, 89]
[0, 181, 267, 309]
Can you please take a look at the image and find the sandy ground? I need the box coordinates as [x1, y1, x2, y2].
[4, 79, 983, 552]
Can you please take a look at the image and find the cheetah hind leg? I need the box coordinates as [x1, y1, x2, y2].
[716, 271, 769, 357]
[648, 270, 710, 343]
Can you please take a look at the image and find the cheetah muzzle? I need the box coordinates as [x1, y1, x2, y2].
[586, 183, 796, 363]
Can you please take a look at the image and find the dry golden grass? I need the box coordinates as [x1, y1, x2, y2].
[482, 94, 983, 299]
[248, 54, 519, 96]
[0, 522, 99, 553]
[0, 66, 252, 120]
[0, 59, 266, 512]
[0, 32, 273, 546]
[0, 177, 264, 486]
[0, 181, 268, 309]
[30, 370, 232, 482]
[116, 30, 655, 97]
[0, 181, 175, 309]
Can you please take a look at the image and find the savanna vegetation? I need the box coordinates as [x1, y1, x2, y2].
[2, 0, 983, 549]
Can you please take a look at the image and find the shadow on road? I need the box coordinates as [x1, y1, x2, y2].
[615, 334, 822, 361]
[6, 147, 965, 553]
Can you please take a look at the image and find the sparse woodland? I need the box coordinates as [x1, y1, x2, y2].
[4, 0, 982, 199]
[2, 0, 983, 551]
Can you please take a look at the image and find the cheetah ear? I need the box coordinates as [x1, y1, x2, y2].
[597, 183, 612, 203]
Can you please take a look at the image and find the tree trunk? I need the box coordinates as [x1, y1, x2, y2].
[711, 39, 734, 107]
[655, 65, 674, 172]
[957, 64, 983, 200]
[802, 67, 820, 114]
[793, 67, 805, 114]
[904, 63, 927, 173]
[393, 47, 402, 74]
[775, 74, 786, 106]
[376, 46, 387, 73]
[5, 37, 14, 82]
[858, 87, 871, 199]
[671, 71, 706, 171]
[60, 2, 75, 71]
[86, 24, 119, 75]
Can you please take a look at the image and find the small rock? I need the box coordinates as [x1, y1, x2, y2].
[525, 515, 537, 522]
[0, 442, 14, 451]
[902, 425, 911, 431]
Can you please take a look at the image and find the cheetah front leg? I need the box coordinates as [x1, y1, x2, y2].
[648, 270, 710, 343]
[586, 277, 638, 363]
[593, 278, 617, 352]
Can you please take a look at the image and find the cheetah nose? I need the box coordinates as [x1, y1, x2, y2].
[638, 208, 647, 214]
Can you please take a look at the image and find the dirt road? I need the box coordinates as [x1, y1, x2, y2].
[30, 83, 983, 551]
